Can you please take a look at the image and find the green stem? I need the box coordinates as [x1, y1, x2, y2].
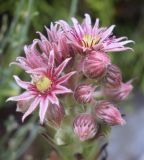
[69, 0, 78, 23]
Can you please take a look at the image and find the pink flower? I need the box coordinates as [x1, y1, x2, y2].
[7, 50, 76, 124]
[103, 80, 133, 101]
[73, 113, 97, 141]
[36, 23, 75, 64]
[95, 101, 125, 125]
[74, 83, 95, 104]
[83, 51, 111, 79]
[11, 41, 49, 71]
[12, 24, 75, 71]
[46, 103, 65, 128]
[59, 14, 134, 55]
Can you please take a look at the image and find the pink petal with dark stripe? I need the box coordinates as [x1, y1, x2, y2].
[7, 91, 35, 102]
[54, 58, 71, 77]
[13, 75, 31, 89]
[53, 85, 72, 94]
[47, 93, 59, 106]
[39, 97, 49, 124]
[56, 71, 76, 84]
[22, 97, 40, 122]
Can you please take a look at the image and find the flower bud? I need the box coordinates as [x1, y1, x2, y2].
[46, 103, 65, 128]
[103, 64, 122, 88]
[74, 84, 95, 104]
[83, 51, 111, 79]
[73, 113, 97, 141]
[103, 80, 133, 101]
[16, 99, 32, 113]
[95, 101, 125, 125]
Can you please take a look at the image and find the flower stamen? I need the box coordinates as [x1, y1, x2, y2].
[82, 34, 99, 48]
[35, 76, 52, 93]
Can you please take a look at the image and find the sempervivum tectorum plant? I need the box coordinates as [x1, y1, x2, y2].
[7, 14, 134, 159]
[7, 50, 76, 124]
[59, 13, 134, 55]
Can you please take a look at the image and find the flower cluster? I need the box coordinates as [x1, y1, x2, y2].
[8, 14, 134, 141]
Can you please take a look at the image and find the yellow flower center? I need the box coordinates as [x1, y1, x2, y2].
[82, 34, 99, 47]
[35, 76, 52, 93]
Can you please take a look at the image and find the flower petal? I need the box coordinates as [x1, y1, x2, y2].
[53, 85, 72, 94]
[39, 97, 49, 124]
[56, 71, 76, 84]
[48, 93, 59, 106]
[48, 50, 55, 68]
[22, 97, 40, 122]
[13, 75, 31, 89]
[100, 25, 115, 43]
[6, 91, 35, 102]
[54, 58, 71, 77]
[26, 67, 46, 75]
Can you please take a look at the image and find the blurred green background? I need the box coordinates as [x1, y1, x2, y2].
[0, 0, 144, 159]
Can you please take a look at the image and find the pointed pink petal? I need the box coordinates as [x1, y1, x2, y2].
[94, 18, 99, 28]
[105, 40, 134, 50]
[53, 85, 72, 94]
[48, 93, 59, 106]
[57, 20, 70, 31]
[22, 97, 40, 122]
[114, 37, 128, 42]
[100, 25, 115, 42]
[39, 97, 49, 124]
[56, 71, 76, 84]
[71, 17, 79, 26]
[48, 50, 55, 68]
[36, 32, 47, 41]
[7, 91, 35, 102]
[26, 67, 46, 75]
[10, 62, 29, 70]
[54, 58, 71, 77]
[84, 13, 91, 26]
[13, 75, 31, 89]
[105, 47, 134, 52]
[24, 45, 30, 55]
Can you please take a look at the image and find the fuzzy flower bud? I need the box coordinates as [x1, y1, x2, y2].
[83, 51, 111, 79]
[95, 101, 125, 125]
[73, 113, 97, 141]
[16, 99, 32, 113]
[74, 84, 95, 104]
[103, 80, 133, 101]
[46, 103, 65, 128]
[103, 64, 122, 88]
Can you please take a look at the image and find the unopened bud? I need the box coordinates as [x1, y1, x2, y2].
[95, 101, 125, 125]
[74, 84, 95, 104]
[73, 113, 97, 141]
[46, 103, 65, 128]
[83, 51, 111, 79]
[17, 99, 32, 113]
[103, 64, 122, 88]
[103, 81, 133, 101]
